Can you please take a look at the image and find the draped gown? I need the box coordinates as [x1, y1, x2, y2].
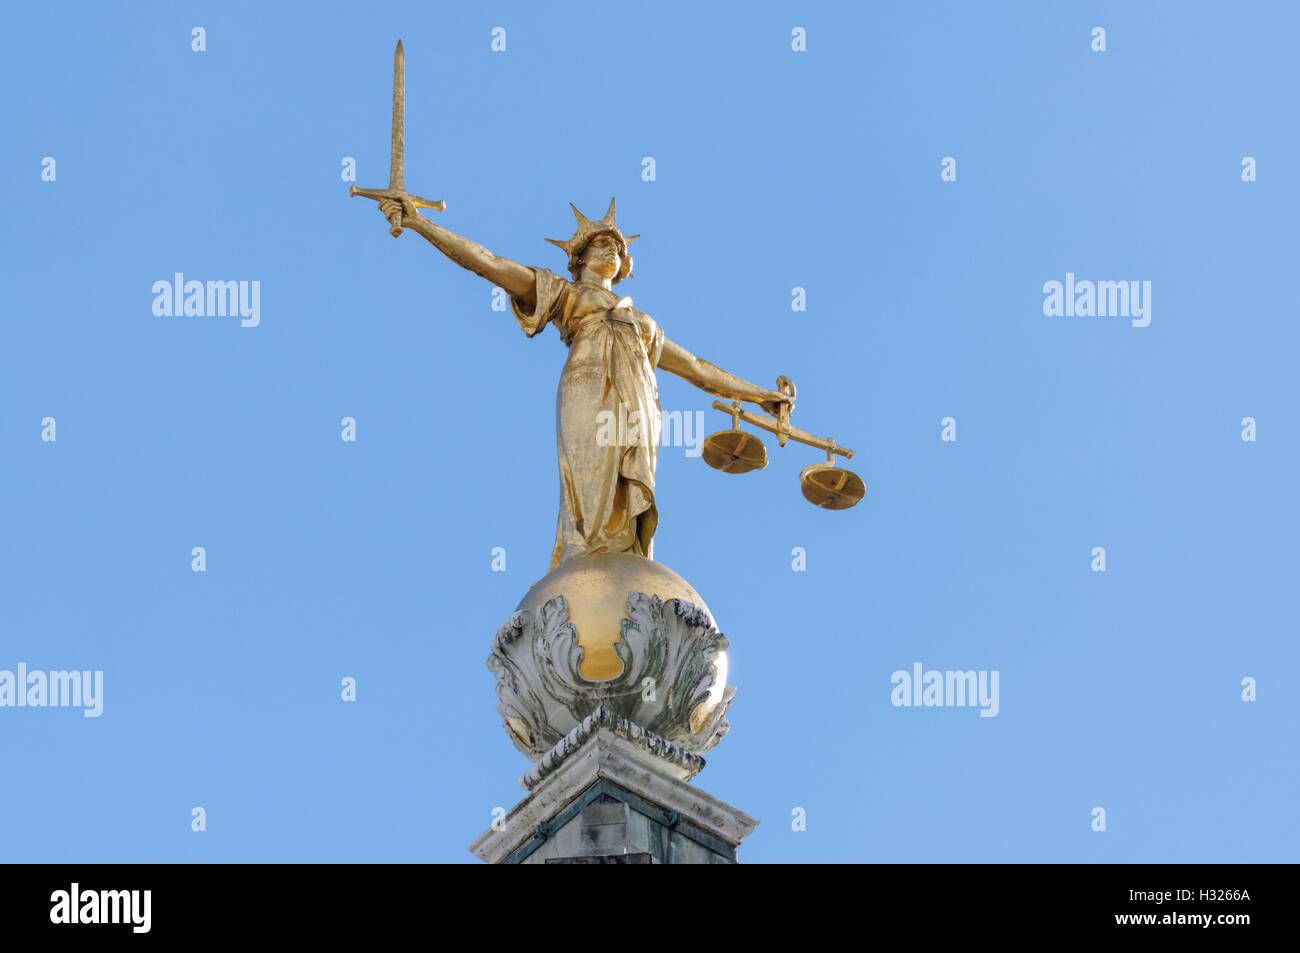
[510, 267, 665, 571]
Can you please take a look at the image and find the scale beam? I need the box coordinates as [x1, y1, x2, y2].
[711, 401, 853, 460]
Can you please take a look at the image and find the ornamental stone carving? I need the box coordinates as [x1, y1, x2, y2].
[488, 590, 734, 762]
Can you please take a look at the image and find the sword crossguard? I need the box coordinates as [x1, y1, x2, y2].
[349, 186, 446, 237]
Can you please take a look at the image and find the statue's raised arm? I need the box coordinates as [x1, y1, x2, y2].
[379, 195, 537, 304]
[347, 39, 538, 306]
[656, 337, 791, 418]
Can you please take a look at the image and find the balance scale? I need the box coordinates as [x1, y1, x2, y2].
[701, 377, 865, 510]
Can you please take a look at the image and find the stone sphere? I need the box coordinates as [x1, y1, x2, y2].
[492, 551, 734, 761]
[516, 553, 714, 681]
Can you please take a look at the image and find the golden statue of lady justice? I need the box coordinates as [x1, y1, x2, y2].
[353, 43, 861, 575]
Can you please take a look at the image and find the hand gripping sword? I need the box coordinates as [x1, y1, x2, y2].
[349, 40, 445, 236]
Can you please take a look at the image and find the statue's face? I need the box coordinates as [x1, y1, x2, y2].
[581, 234, 622, 280]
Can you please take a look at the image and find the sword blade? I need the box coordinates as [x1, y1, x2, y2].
[389, 40, 404, 191]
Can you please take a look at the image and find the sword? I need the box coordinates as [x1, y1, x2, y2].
[349, 40, 445, 236]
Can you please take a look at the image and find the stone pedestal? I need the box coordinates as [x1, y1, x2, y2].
[469, 706, 758, 864]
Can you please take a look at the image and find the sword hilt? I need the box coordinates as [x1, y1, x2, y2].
[349, 186, 445, 238]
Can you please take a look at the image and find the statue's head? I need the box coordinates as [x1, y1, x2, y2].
[545, 197, 637, 285]
[577, 233, 623, 283]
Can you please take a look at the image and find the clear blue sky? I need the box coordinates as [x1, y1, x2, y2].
[1, 1, 1295, 863]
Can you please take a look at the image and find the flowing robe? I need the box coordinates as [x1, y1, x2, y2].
[510, 267, 665, 571]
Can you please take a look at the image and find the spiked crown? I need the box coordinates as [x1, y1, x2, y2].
[545, 197, 639, 284]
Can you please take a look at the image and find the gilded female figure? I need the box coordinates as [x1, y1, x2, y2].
[376, 196, 792, 571]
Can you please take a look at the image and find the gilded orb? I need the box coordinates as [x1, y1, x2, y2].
[493, 551, 734, 759]
[516, 552, 714, 681]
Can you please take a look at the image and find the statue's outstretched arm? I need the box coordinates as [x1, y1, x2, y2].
[379, 197, 538, 306]
[658, 337, 792, 418]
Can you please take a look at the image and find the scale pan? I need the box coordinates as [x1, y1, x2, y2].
[800, 464, 865, 510]
[702, 429, 768, 474]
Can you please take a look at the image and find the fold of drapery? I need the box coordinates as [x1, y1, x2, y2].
[510, 268, 664, 571]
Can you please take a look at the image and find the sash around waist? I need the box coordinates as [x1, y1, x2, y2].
[564, 309, 647, 346]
